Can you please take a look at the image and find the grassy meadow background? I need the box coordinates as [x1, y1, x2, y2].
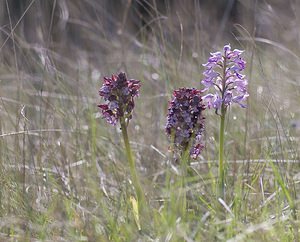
[0, 0, 299, 241]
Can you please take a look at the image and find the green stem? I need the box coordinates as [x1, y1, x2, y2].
[218, 105, 226, 200]
[218, 55, 227, 202]
[180, 147, 190, 219]
[120, 117, 145, 211]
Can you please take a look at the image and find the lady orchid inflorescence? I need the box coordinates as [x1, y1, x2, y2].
[201, 44, 248, 112]
[98, 72, 141, 125]
[98, 72, 145, 209]
[166, 88, 205, 159]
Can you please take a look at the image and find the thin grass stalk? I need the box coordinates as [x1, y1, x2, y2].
[270, 162, 297, 220]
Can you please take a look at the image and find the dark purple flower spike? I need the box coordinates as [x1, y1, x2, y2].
[98, 72, 141, 125]
[98, 72, 146, 213]
[166, 88, 205, 159]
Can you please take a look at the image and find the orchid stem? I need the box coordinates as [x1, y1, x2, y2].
[120, 117, 145, 212]
[179, 147, 190, 219]
[218, 105, 226, 201]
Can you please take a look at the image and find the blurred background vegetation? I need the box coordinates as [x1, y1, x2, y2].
[0, 0, 299, 241]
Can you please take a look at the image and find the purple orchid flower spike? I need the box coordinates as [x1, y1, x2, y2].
[98, 72, 141, 125]
[98, 72, 146, 210]
[166, 88, 205, 159]
[201, 44, 248, 112]
[201, 44, 249, 200]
